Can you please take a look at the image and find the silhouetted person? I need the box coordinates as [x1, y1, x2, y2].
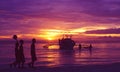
[78, 43, 82, 52]
[89, 44, 92, 55]
[28, 38, 37, 68]
[19, 40, 25, 68]
[10, 35, 19, 68]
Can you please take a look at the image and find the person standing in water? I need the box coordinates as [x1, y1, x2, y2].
[19, 40, 25, 68]
[89, 44, 93, 55]
[28, 38, 37, 68]
[10, 35, 19, 68]
[78, 43, 82, 52]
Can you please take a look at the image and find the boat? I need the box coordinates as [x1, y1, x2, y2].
[59, 38, 75, 50]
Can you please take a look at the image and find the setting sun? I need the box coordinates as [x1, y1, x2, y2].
[47, 37, 53, 41]
[37, 29, 63, 40]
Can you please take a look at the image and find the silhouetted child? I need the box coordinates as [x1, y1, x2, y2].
[28, 38, 37, 68]
[19, 40, 25, 68]
[10, 35, 19, 68]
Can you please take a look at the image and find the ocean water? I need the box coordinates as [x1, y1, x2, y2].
[0, 42, 120, 67]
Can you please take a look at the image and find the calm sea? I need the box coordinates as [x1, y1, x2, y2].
[0, 42, 120, 67]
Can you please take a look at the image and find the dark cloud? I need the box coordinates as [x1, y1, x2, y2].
[0, 0, 120, 22]
[85, 28, 120, 34]
[75, 0, 120, 17]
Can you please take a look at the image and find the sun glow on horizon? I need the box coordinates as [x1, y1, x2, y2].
[38, 29, 63, 40]
[1, 26, 120, 40]
[38, 29, 87, 40]
[34, 27, 120, 40]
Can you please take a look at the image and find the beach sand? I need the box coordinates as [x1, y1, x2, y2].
[0, 62, 120, 72]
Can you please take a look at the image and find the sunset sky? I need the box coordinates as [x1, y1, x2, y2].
[0, 0, 120, 41]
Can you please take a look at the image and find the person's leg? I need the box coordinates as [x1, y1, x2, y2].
[31, 61, 35, 68]
[28, 62, 31, 67]
[21, 62, 24, 68]
[18, 62, 21, 68]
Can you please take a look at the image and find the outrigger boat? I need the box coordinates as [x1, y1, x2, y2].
[58, 35, 75, 50]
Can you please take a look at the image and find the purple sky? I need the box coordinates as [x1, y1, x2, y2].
[0, 0, 120, 40]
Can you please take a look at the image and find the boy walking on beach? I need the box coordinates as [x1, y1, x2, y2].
[28, 38, 37, 68]
[10, 35, 19, 68]
[19, 40, 25, 68]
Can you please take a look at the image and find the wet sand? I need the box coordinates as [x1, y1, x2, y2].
[0, 62, 120, 72]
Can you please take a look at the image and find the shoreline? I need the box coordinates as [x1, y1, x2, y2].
[0, 62, 120, 72]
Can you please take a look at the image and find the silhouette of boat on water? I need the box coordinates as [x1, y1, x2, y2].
[59, 35, 75, 50]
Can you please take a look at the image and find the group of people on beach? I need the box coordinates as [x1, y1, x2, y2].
[10, 35, 37, 68]
[10, 34, 92, 68]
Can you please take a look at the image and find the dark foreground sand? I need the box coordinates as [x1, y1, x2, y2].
[0, 62, 120, 72]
